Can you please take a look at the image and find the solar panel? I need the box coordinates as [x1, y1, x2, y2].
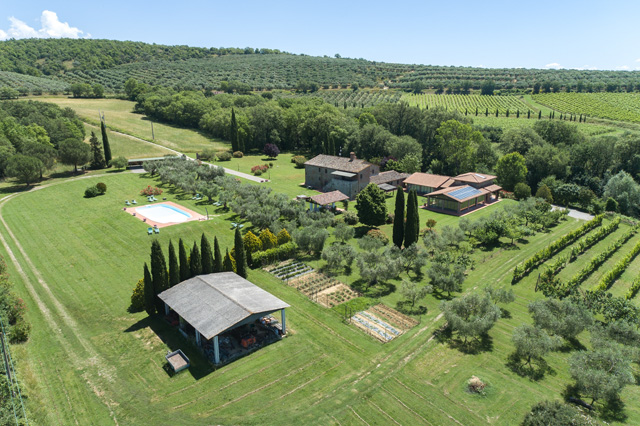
[448, 186, 482, 200]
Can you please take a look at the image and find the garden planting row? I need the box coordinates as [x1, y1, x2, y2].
[369, 304, 419, 331]
[512, 214, 604, 283]
[351, 312, 398, 342]
[267, 260, 314, 281]
[288, 272, 359, 307]
[625, 275, 640, 300]
[560, 226, 638, 296]
[594, 237, 640, 292]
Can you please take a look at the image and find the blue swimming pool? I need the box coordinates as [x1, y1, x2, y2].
[136, 204, 192, 224]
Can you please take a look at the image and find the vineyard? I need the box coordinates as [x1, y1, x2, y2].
[401, 93, 536, 115]
[533, 92, 640, 123]
[0, 71, 69, 92]
[281, 90, 403, 107]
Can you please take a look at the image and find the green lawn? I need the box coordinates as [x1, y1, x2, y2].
[83, 122, 173, 159]
[2, 171, 639, 425]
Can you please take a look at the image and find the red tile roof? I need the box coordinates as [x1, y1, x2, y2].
[305, 154, 373, 173]
[404, 173, 451, 188]
[309, 190, 349, 206]
[453, 172, 497, 184]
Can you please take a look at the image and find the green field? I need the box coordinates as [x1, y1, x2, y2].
[28, 97, 227, 154]
[1, 170, 639, 425]
[533, 92, 640, 123]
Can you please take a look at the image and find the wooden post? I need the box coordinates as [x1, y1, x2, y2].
[164, 303, 170, 316]
[213, 335, 220, 364]
[281, 309, 286, 335]
[195, 330, 201, 347]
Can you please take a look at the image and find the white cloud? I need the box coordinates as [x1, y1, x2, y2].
[0, 10, 88, 40]
[544, 62, 563, 69]
[635, 58, 640, 63]
[616, 65, 630, 70]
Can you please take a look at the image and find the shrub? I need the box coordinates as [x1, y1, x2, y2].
[386, 213, 394, 224]
[251, 164, 269, 175]
[252, 242, 297, 266]
[514, 182, 531, 200]
[84, 185, 100, 198]
[217, 151, 232, 161]
[269, 162, 274, 168]
[292, 155, 306, 168]
[243, 231, 262, 253]
[277, 229, 292, 245]
[130, 278, 145, 312]
[140, 185, 163, 196]
[109, 156, 128, 169]
[200, 148, 216, 161]
[263, 143, 280, 159]
[96, 182, 107, 194]
[233, 151, 244, 158]
[605, 197, 619, 212]
[10, 317, 30, 343]
[366, 229, 389, 245]
[343, 210, 359, 225]
[259, 229, 278, 250]
[254, 169, 263, 176]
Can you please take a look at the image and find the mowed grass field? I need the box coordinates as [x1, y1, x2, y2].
[1, 170, 639, 425]
[27, 96, 227, 154]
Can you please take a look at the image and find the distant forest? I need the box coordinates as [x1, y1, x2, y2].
[0, 39, 639, 94]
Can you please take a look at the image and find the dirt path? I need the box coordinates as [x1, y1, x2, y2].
[0, 174, 120, 425]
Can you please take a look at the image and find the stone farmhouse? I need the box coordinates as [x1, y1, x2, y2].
[304, 153, 380, 199]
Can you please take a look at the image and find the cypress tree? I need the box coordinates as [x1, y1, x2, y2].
[213, 236, 223, 272]
[190, 242, 202, 277]
[143, 263, 155, 316]
[234, 228, 248, 278]
[475, 107, 478, 116]
[528, 110, 530, 119]
[413, 188, 420, 240]
[168, 240, 180, 287]
[538, 110, 542, 119]
[223, 249, 234, 272]
[485, 108, 488, 117]
[150, 240, 168, 314]
[392, 187, 405, 248]
[101, 120, 112, 165]
[200, 233, 214, 274]
[506, 109, 509, 118]
[404, 190, 419, 247]
[178, 238, 189, 281]
[230, 108, 239, 152]
[516, 110, 520, 118]
[89, 131, 106, 169]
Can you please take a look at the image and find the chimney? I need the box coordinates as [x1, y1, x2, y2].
[349, 152, 356, 162]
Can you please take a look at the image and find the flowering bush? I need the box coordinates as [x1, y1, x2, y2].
[233, 151, 244, 158]
[140, 185, 163, 196]
[251, 165, 269, 175]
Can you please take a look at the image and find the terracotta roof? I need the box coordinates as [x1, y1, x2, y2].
[369, 170, 410, 185]
[485, 184, 502, 192]
[305, 154, 373, 173]
[310, 190, 349, 206]
[426, 185, 489, 202]
[453, 172, 497, 184]
[404, 173, 451, 189]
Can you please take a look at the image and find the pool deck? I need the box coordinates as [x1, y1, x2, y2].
[123, 201, 207, 228]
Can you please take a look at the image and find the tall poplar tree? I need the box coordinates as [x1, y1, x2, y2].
[404, 190, 419, 247]
[178, 238, 189, 281]
[168, 240, 180, 287]
[213, 236, 223, 272]
[392, 188, 405, 248]
[234, 228, 248, 278]
[190, 242, 202, 277]
[100, 120, 112, 165]
[230, 108, 239, 152]
[150, 240, 168, 314]
[143, 263, 155, 316]
[89, 131, 105, 169]
[201, 233, 214, 274]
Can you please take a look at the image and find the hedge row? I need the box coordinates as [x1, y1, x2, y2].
[594, 237, 640, 292]
[569, 216, 620, 262]
[625, 275, 640, 300]
[562, 226, 638, 295]
[512, 214, 604, 283]
[252, 242, 297, 266]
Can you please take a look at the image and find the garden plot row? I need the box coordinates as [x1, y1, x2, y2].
[266, 260, 314, 281]
[288, 272, 359, 307]
[350, 304, 419, 342]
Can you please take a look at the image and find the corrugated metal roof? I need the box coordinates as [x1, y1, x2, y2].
[331, 170, 357, 178]
[158, 273, 289, 340]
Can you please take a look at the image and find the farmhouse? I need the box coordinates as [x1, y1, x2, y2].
[405, 172, 502, 214]
[159, 272, 289, 365]
[369, 170, 410, 192]
[304, 153, 380, 199]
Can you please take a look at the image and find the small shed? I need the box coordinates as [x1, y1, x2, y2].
[308, 190, 349, 211]
[158, 272, 289, 364]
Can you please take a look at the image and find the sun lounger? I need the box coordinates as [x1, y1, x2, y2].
[125, 200, 130, 205]
[238, 224, 244, 229]
[147, 227, 153, 235]
[132, 200, 137, 204]
[154, 226, 160, 234]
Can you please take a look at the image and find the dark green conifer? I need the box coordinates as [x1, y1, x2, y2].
[230, 108, 239, 152]
[143, 263, 155, 316]
[392, 187, 405, 248]
[234, 228, 248, 278]
[168, 240, 180, 287]
[150, 240, 168, 314]
[404, 190, 419, 247]
[213, 236, 223, 272]
[190, 242, 202, 277]
[178, 238, 189, 281]
[101, 120, 112, 165]
[200, 233, 214, 274]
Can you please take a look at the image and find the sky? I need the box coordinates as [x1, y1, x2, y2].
[0, 0, 639, 71]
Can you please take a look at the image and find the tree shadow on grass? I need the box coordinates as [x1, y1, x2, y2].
[441, 332, 494, 355]
[125, 315, 215, 380]
[499, 307, 512, 319]
[430, 290, 455, 301]
[506, 352, 554, 381]
[395, 301, 427, 315]
[350, 279, 395, 298]
[600, 396, 627, 423]
[557, 337, 587, 353]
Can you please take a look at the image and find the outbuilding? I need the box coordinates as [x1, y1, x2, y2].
[159, 272, 289, 365]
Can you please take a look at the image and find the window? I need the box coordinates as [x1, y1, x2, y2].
[325, 169, 328, 174]
[360, 174, 362, 179]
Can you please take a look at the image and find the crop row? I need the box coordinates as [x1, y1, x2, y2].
[0, 71, 69, 91]
[402, 93, 535, 114]
[561, 226, 638, 295]
[512, 214, 604, 283]
[594, 238, 640, 292]
[567, 216, 621, 262]
[533, 92, 640, 123]
[625, 275, 640, 300]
